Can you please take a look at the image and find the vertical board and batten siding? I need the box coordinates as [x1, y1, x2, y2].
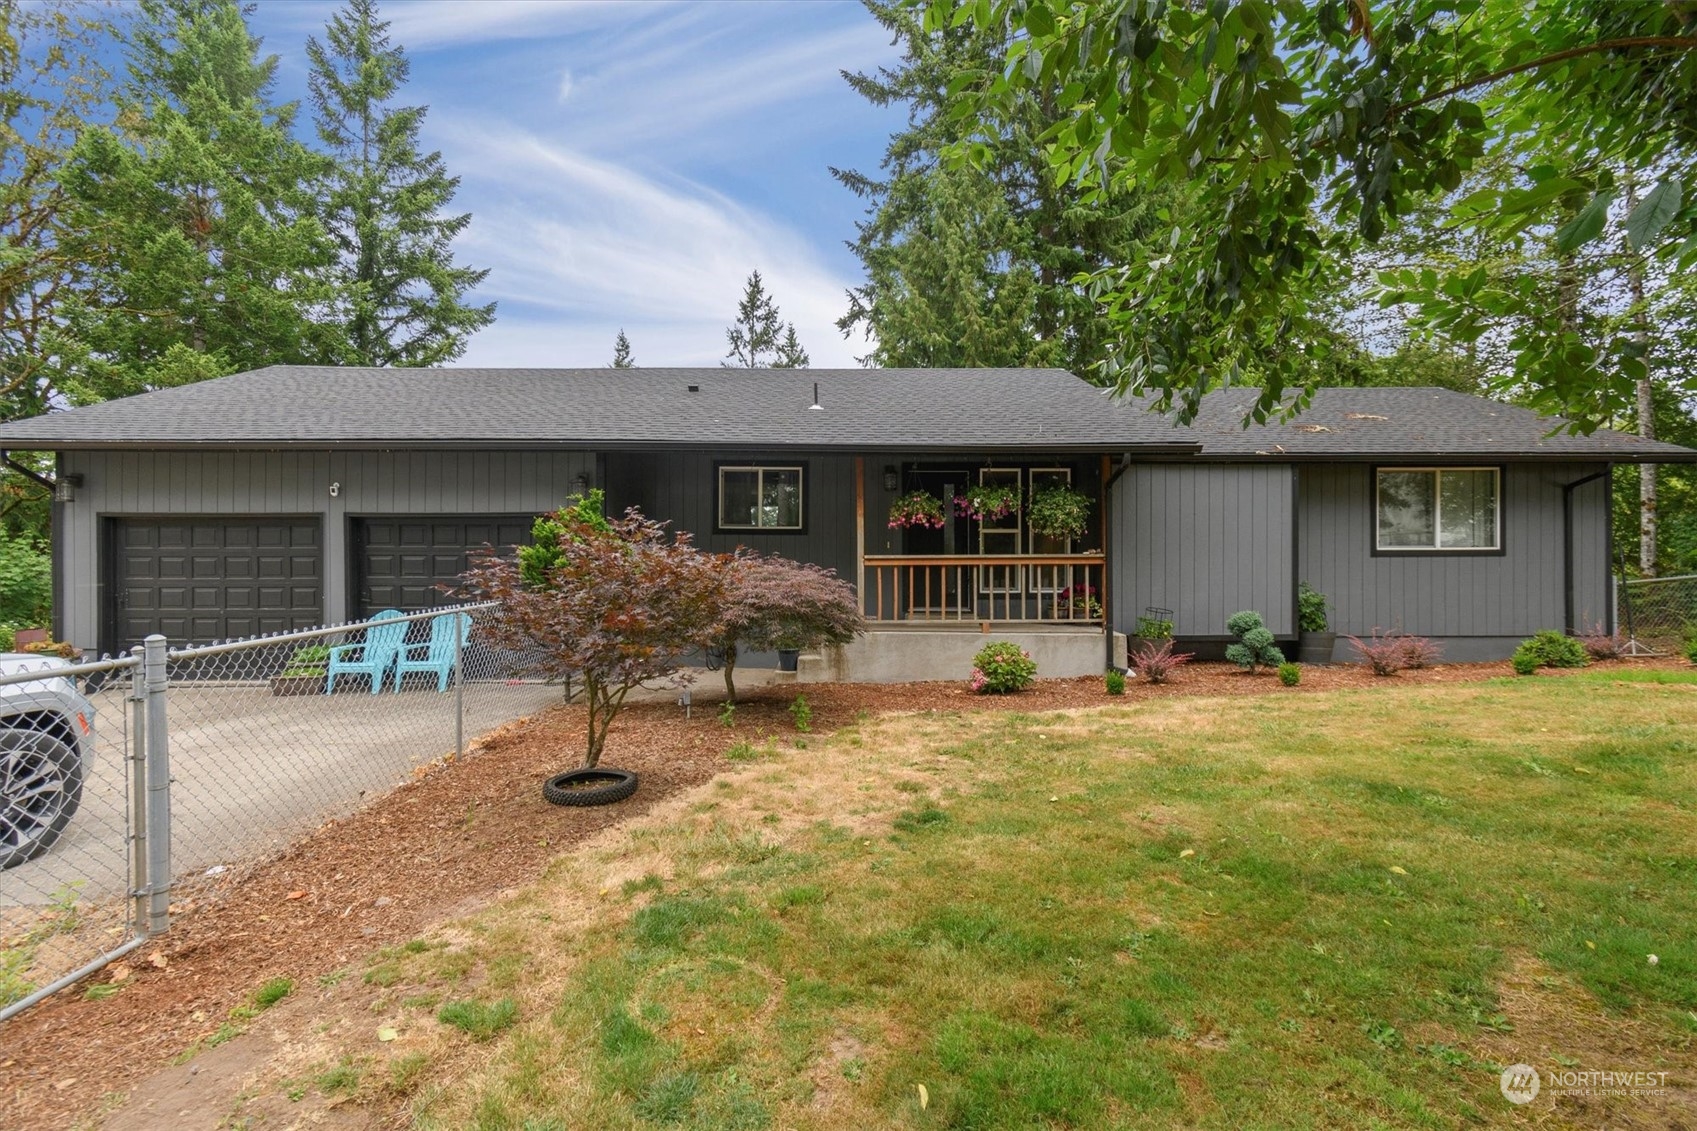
[1296, 462, 1611, 641]
[59, 449, 594, 651]
[603, 452, 859, 581]
[1111, 464, 1296, 638]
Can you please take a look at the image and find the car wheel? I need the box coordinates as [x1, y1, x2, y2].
[0, 727, 84, 870]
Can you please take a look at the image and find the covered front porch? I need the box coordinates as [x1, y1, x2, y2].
[851, 455, 1112, 630]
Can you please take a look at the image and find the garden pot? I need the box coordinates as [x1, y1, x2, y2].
[1297, 632, 1337, 664]
[777, 648, 801, 672]
[269, 673, 326, 696]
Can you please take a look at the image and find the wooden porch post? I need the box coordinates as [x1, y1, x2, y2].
[1100, 455, 1112, 639]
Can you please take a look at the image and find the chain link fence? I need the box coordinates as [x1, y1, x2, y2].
[1, 603, 557, 1020]
[1618, 574, 1697, 654]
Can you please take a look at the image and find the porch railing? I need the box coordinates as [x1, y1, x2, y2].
[861, 554, 1106, 625]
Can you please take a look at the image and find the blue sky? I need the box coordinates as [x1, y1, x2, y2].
[246, 0, 906, 369]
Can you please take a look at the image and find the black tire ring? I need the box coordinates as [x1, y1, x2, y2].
[542, 767, 639, 807]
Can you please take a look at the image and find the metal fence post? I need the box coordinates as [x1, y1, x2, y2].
[143, 634, 172, 935]
[453, 616, 464, 758]
[128, 646, 150, 938]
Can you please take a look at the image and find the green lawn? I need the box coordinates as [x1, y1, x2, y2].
[353, 672, 1697, 1130]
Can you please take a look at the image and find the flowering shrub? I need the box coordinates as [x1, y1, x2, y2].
[954, 482, 1021, 521]
[887, 490, 946, 529]
[970, 641, 1036, 693]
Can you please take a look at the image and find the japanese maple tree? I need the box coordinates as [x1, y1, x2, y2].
[461, 493, 726, 768]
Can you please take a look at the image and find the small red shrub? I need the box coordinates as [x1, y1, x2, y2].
[1130, 638, 1195, 684]
[1346, 629, 1406, 676]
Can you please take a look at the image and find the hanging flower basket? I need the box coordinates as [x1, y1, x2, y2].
[887, 490, 946, 529]
[953, 482, 1022, 522]
[1027, 484, 1092, 540]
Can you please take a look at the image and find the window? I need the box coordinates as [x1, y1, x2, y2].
[1375, 468, 1500, 551]
[717, 466, 803, 530]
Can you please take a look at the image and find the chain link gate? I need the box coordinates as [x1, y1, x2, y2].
[1, 602, 553, 1020]
[1618, 573, 1697, 654]
[0, 650, 159, 1022]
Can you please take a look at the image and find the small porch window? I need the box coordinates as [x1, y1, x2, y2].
[718, 465, 803, 531]
[1375, 467, 1500, 551]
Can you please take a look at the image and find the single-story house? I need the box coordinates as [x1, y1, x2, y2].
[2, 366, 1693, 679]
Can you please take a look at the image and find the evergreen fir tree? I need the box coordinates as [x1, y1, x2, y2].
[610, 329, 634, 368]
[724, 270, 808, 368]
[59, 0, 342, 397]
[307, 0, 493, 366]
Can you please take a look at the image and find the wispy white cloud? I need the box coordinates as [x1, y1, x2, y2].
[381, 0, 657, 50]
[440, 124, 863, 367]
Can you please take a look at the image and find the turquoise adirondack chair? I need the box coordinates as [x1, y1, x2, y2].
[393, 611, 471, 692]
[326, 610, 407, 694]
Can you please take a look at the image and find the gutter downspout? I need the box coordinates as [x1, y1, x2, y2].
[1561, 470, 1609, 635]
[1103, 454, 1135, 670]
[2, 449, 56, 493]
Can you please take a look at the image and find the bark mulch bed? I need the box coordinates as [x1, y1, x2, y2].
[1, 656, 1685, 1127]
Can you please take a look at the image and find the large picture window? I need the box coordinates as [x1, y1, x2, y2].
[1375, 467, 1500, 551]
[717, 465, 803, 531]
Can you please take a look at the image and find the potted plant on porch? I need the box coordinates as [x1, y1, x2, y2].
[1026, 483, 1092, 541]
[1296, 581, 1336, 663]
[887, 489, 946, 530]
[954, 482, 1021, 522]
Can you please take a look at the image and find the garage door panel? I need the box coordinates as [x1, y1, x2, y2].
[111, 518, 323, 649]
[355, 516, 532, 616]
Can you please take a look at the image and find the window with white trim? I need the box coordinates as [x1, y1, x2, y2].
[1375, 467, 1500, 551]
[718, 466, 803, 530]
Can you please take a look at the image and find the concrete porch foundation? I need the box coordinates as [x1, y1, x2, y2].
[796, 627, 1120, 684]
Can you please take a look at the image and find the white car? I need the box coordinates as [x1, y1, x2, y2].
[0, 653, 97, 870]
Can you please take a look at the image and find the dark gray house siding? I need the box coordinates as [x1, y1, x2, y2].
[58, 449, 594, 651]
[1110, 464, 1296, 639]
[602, 451, 860, 582]
[1295, 461, 1612, 659]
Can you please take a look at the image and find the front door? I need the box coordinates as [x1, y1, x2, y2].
[901, 468, 969, 616]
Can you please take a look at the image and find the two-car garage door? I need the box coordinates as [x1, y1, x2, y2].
[109, 515, 532, 649]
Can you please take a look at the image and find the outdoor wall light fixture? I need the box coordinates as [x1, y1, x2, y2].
[883, 465, 899, 492]
[54, 473, 83, 503]
[572, 472, 591, 496]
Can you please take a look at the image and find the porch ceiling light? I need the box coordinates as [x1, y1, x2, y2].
[883, 465, 898, 492]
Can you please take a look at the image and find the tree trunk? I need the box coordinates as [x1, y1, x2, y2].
[722, 645, 737, 703]
[584, 677, 606, 767]
[1625, 174, 1658, 576]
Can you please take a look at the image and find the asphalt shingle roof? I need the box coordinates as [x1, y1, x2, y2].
[1166, 386, 1695, 462]
[0, 365, 1690, 462]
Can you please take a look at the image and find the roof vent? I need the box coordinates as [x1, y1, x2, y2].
[687, 384, 700, 393]
[808, 381, 823, 411]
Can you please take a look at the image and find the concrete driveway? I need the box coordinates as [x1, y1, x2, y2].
[1, 679, 561, 912]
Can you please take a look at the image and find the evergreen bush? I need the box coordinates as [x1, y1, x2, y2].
[1224, 610, 1284, 672]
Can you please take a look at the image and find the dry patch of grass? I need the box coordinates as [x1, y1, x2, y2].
[207, 673, 1697, 1129]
